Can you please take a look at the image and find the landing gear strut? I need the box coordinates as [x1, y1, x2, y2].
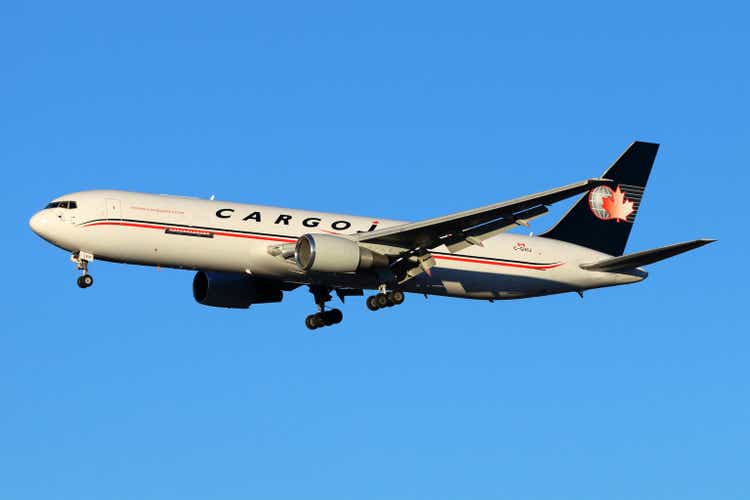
[72, 251, 94, 289]
[366, 286, 405, 311]
[305, 286, 343, 330]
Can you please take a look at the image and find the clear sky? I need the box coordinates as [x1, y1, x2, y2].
[2, 2, 748, 499]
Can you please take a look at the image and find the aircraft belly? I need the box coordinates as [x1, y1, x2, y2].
[278, 256, 578, 300]
[404, 259, 574, 299]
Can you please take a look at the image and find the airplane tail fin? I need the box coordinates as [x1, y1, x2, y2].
[580, 239, 716, 272]
[540, 141, 659, 256]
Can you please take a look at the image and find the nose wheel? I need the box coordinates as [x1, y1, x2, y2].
[72, 251, 94, 289]
[77, 274, 94, 288]
[306, 286, 344, 330]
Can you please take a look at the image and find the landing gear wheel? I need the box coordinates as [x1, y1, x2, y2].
[305, 314, 319, 330]
[326, 308, 343, 325]
[77, 275, 93, 288]
[306, 310, 342, 330]
[367, 289, 405, 312]
[72, 252, 95, 289]
[321, 312, 335, 327]
[305, 287, 345, 330]
[366, 295, 379, 311]
[375, 293, 389, 309]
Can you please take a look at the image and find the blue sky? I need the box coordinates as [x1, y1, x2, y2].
[2, 2, 748, 499]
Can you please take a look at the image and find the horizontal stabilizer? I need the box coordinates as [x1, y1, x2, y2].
[580, 239, 716, 272]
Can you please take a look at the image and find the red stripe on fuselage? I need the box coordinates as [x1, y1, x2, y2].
[83, 221, 297, 243]
[433, 254, 563, 270]
[83, 221, 562, 270]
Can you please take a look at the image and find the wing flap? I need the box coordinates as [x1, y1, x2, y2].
[444, 205, 549, 253]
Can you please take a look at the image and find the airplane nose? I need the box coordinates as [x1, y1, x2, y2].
[29, 211, 47, 236]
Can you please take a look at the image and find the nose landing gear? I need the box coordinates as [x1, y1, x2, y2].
[72, 251, 94, 289]
[306, 286, 343, 330]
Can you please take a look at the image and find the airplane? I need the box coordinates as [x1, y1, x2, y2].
[29, 141, 714, 330]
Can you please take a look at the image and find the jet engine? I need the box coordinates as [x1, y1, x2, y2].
[294, 234, 388, 273]
[192, 271, 283, 309]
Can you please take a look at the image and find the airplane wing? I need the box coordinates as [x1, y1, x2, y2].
[354, 178, 610, 251]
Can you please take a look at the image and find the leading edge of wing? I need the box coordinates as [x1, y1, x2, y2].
[353, 177, 611, 248]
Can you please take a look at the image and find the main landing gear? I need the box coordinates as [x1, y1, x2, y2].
[366, 286, 405, 311]
[72, 251, 94, 289]
[305, 286, 343, 330]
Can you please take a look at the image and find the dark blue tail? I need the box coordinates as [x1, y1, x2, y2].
[540, 141, 659, 256]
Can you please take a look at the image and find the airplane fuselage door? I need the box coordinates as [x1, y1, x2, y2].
[105, 198, 122, 220]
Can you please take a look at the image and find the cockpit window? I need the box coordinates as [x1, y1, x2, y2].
[45, 201, 77, 209]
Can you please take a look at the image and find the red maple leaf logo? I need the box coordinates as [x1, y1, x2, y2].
[601, 186, 634, 222]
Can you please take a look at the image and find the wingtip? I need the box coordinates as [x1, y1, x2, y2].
[688, 238, 717, 250]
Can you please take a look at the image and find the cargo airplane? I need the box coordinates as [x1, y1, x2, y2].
[29, 142, 713, 329]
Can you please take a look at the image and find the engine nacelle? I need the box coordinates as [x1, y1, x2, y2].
[192, 271, 283, 309]
[294, 234, 388, 273]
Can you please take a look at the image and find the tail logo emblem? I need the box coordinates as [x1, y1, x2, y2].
[589, 185, 635, 222]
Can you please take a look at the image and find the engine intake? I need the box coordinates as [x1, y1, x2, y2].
[295, 234, 388, 273]
[193, 271, 283, 308]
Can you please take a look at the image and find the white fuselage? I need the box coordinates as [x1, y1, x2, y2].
[29, 190, 646, 300]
